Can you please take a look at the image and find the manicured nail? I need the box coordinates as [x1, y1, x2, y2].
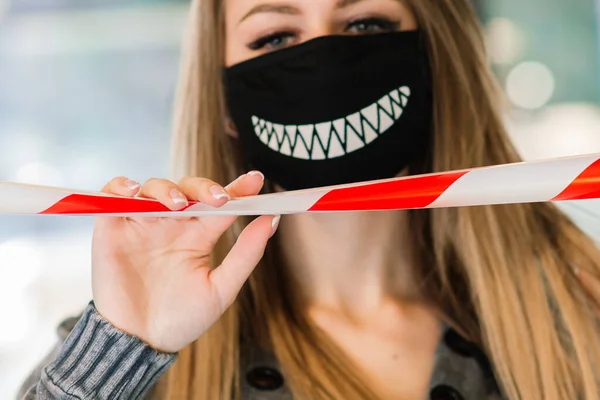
[124, 180, 140, 191]
[248, 170, 265, 181]
[270, 215, 281, 237]
[210, 185, 230, 200]
[170, 189, 188, 205]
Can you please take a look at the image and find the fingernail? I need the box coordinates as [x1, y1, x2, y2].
[270, 215, 281, 237]
[574, 267, 581, 276]
[170, 189, 188, 205]
[248, 170, 265, 181]
[210, 185, 230, 200]
[124, 180, 140, 191]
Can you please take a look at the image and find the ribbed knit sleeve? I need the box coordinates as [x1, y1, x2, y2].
[21, 302, 176, 399]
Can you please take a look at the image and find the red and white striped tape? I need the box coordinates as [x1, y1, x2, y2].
[1, 153, 599, 217]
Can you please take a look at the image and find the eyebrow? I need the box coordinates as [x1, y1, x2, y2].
[336, 0, 367, 8]
[239, 4, 300, 24]
[239, 0, 367, 24]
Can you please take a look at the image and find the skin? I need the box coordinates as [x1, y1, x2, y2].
[93, 1, 600, 399]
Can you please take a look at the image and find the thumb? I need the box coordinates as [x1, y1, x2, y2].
[209, 215, 280, 308]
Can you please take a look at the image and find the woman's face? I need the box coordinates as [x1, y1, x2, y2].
[224, 0, 418, 67]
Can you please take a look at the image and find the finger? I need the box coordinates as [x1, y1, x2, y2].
[101, 177, 141, 197]
[577, 268, 600, 305]
[138, 178, 189, 211]
[177, 175, 261, 249]
[177, 177, 231, 207]
[209, 215, 280, 309]
[224, 170, 265, 199]
[98, 178, 144, 226]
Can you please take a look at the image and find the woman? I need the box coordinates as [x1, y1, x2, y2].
[20, 0, 600, 399]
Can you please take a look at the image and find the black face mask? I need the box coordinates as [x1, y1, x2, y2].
[224, 31, 433, 191]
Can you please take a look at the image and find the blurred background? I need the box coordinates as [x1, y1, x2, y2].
[0, 0, 599, 397]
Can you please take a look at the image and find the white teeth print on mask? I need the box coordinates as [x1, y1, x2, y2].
[251, 86, 411, 160]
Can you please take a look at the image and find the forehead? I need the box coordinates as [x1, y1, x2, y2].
[223, 0, 417, 29]
[224, 0, 405, 18]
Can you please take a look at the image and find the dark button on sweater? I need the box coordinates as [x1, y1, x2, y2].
[247, 366, 285, 391]
[430, 384, 466, 400]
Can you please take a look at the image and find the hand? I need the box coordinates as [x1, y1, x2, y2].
[91, 172, 279, 353]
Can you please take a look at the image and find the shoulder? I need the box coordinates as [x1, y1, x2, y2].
[19, 303, 166, 400]
[16, 310, 84, 399]
[56, 314, 81, 340]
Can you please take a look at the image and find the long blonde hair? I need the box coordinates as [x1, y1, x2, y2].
[159, 0, 600, 398]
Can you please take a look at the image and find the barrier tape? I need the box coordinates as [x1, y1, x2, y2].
[0, 153, 599, 217]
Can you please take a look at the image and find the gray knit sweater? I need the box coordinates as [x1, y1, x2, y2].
[18, 302, 503, 400]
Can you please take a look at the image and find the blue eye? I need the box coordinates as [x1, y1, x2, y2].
[346, 17, 400, 34]
[246, 17, 400, 52]
[248, 32, 296, 51]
